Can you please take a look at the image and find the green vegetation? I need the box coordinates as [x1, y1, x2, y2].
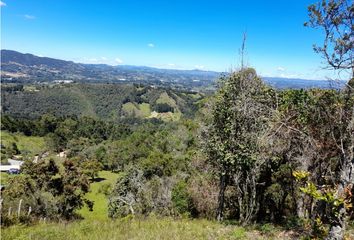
[1, 131, 46, 156]
[2, 216, 291, 240]
[1, 84, 201, 121]
[1, 1, 353, 238]
[1, 172, 11, 185]
[1, 73, 353, 238]
[78, 171, 120, 220]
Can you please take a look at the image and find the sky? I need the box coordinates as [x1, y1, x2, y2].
[0, 0, 350, 80]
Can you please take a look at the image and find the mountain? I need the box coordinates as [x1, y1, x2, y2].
[263, 77, 346, 89]
[1, 50, 220, 89]
[1, 49, 347, 89]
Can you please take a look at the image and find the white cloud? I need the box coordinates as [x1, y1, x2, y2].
[115, 58, 123, 64]
[194, 65, 205, 70]
[0, 1, 6, 7]
[147, 43, 155, 48]
[24, 14, 36, 20]
[168, 63, 175, 67]
[277, 67, 285, 71]
[89, 58, 98, 62]
[100, 57, 107, 61]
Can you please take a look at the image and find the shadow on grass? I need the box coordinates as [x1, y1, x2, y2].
[91, 177, 106, 183]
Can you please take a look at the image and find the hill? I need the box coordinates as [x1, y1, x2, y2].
[1, 83, 202, 120]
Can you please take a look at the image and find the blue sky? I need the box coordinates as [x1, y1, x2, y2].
[0, 0, 349, 80]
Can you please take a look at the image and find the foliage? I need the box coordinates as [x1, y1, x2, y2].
[1, 83, 202, 121]
[81, 159, 103, 180]
[203, 68, 274, 223]
[171, 180, 193, 216]
[1, 158, 92, 224]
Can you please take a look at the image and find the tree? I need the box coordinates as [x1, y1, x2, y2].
[305, 0, 354, 78]
[2, 158, 92, 223]
[81, 159, 103, 181]
[306, 1, 354, 238]
[203, 68, 274, 222]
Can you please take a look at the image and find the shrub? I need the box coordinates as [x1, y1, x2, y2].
[171, 181, 192, 216]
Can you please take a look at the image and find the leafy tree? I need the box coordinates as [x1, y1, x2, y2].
[81, 159, 103, 181]
[59, 160, 92, 219]
[203, 68, 274, 222]
[1, 158, 92, 223]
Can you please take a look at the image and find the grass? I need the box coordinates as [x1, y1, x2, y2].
[1, 216, 283, 240]
[122, 102, 140, 116]
[78, 171, 120, 220]
[138, 103, 151, 117]
[156, 92, 177, 108]
[1, 131, 46, 156]
[122, 102, 152, 118]
[0, 172, 11, 185]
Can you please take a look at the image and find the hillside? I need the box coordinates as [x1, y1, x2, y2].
[1, 83, 202, 120]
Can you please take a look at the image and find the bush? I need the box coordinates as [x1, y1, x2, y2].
[171, 181, 192, 216]
[140, 152, 175, 178]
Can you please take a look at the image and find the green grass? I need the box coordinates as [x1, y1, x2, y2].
[138, 103, 151, 117]
[1, 131, 46, 156]
[78, 171, 120, 220]
[122, 102, 151, 118]
[0, 172, 11, 185]
[122, 102, 141, 117]
[1, 216, 273, 240]
[156, 92, 177, 108]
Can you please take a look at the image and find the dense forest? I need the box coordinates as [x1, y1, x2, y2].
[1, 83, 203, 120]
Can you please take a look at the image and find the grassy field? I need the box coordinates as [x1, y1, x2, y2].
[138, 103, 151, 117]
[1, 216, 294, 240]
[78, 171, 121, 220]
[1, 131, 46, 156]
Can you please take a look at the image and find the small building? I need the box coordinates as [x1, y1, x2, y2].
[0, 159, 23, 172]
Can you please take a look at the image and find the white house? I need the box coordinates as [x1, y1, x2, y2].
[0, 159, 24, 172]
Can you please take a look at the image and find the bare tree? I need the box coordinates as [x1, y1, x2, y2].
[305, 0, 354, 78]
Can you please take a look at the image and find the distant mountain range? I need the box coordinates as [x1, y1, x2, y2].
[0, 49, 347, 89]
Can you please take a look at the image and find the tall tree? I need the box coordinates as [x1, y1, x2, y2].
[203, 68, 274, 222]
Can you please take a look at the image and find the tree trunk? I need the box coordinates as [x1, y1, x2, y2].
[216, 174, 227, 221]
[328, 89, 354, 240]
[327, 206, 346, 240]
[327, 160, 353, 240]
